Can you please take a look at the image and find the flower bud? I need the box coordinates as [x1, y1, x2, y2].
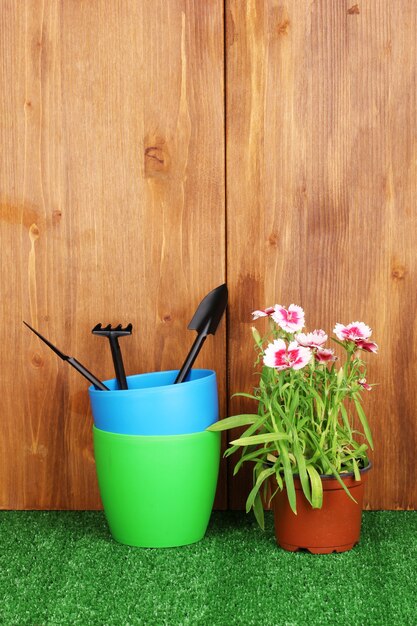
[251, 326, 262, 346]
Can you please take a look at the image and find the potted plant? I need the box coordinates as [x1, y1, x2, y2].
[208, 304, 378, 553]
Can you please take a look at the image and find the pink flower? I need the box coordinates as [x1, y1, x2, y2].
[263, 339, 312, 371]
[359, 378, 372, 391]
[333, 322, 372, 342]
[272, 304, 305, 333]
[252, 306, 276, 320]
[296, 329, 328, 348]
[355, 339, 378, 353]
[315, 347, 337, 363]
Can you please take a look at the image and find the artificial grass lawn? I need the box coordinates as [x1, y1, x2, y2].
[0, 511, 415, 626]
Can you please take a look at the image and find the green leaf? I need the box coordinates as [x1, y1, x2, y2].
[224, 412, 270, 457]
[270, 397, 293, 431]
[289, 389, 300, 419]
[268, 474, 283, 507]
[306, 465, 323, 508]
[353, 396, 374, 449]
[296, 415, 311, 431]
[206, 414, 258, 432]
[340, 404, 353, 439]
[230, 432, 290, 447]
[305, 427, 351, 488]
[308, 387, 325, 418]
[252, 491, 265, 530]
[233, 446, 276, 475]
[310, 438, 357, 503]
[352, 458, 361, 481]
[232, 392, 259, 401]
[246, 466, 276, 513]
[293, 434, 312, 505]
[344, 442, 368, 459]
[274, 470, 283, 490]
[277, 441, 297, 514]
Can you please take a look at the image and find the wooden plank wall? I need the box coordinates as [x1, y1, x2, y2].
[226, 0, 416, 510]
[1, 1, 416, 510]
[0, 0, 226, 509]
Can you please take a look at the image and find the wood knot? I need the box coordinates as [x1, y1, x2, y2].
[226, 8, 236, 48]
[27, 443, 48, 459]
[31, 352, 44, 368]
[272, 5, 290, 37]
[145, 147, 165, 164]
[391, 265, 407, 280]
[277, 19, 290, 35]
[347, 4, 360, 14]
[268, 233, 279, 248]
[144, 136, 170, 178]
[162, 314, 172, 323]
[29, 223, 40, 241]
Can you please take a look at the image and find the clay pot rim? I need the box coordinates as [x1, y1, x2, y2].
[266, 459, 372, 480]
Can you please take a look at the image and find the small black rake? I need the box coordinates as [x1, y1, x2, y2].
[92, 323, 133, 390]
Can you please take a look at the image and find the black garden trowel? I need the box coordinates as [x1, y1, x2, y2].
[174, 283, 228, 384]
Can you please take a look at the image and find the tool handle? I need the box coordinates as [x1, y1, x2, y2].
[68, 357, 109, 391]
[174, 334, 207, 384]
[109, 336, 128, 390]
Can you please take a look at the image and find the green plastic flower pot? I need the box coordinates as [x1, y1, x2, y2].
[93, 426, 221, 548]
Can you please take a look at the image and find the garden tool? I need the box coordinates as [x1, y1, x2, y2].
[174, 283, 228, 384]
[92, 323, 132, 390]
[23, 321, 109, 391]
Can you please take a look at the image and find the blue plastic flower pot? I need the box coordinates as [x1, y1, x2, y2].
[88, 369, 218, 435]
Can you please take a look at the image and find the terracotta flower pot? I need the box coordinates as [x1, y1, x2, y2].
[272, 464, 372, 554]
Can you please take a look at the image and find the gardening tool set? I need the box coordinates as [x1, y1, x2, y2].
[24, 283, 227, 391]
[23, 284, 227, 548]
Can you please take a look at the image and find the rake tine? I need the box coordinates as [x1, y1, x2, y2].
[92, 323, 133, 390]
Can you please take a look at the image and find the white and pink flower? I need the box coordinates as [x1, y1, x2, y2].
[334, 321, 378, 353]
[272, 304, 305, 333]
[355, 339, 379, 353]
[252, 306, 276, 320]
[263, 339, 312, 371]
[295, 329, 328, 348]
[315, 347, 337, 363]
[333, 321, 372, 342]
[359, 378, 372, 391]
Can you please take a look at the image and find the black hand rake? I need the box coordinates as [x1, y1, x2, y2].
[92, 323, 133, 390]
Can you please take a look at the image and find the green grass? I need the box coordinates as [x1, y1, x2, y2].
[0, 511, 415, 625]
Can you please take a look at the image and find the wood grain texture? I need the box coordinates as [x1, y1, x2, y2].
[1, 0, 416, 512]
[226, 0, 417, 509]
[0, 0, 226, 509]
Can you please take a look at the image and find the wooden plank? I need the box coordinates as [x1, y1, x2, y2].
[226, 0, 417, 509]
[0, 0, 226, 509]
